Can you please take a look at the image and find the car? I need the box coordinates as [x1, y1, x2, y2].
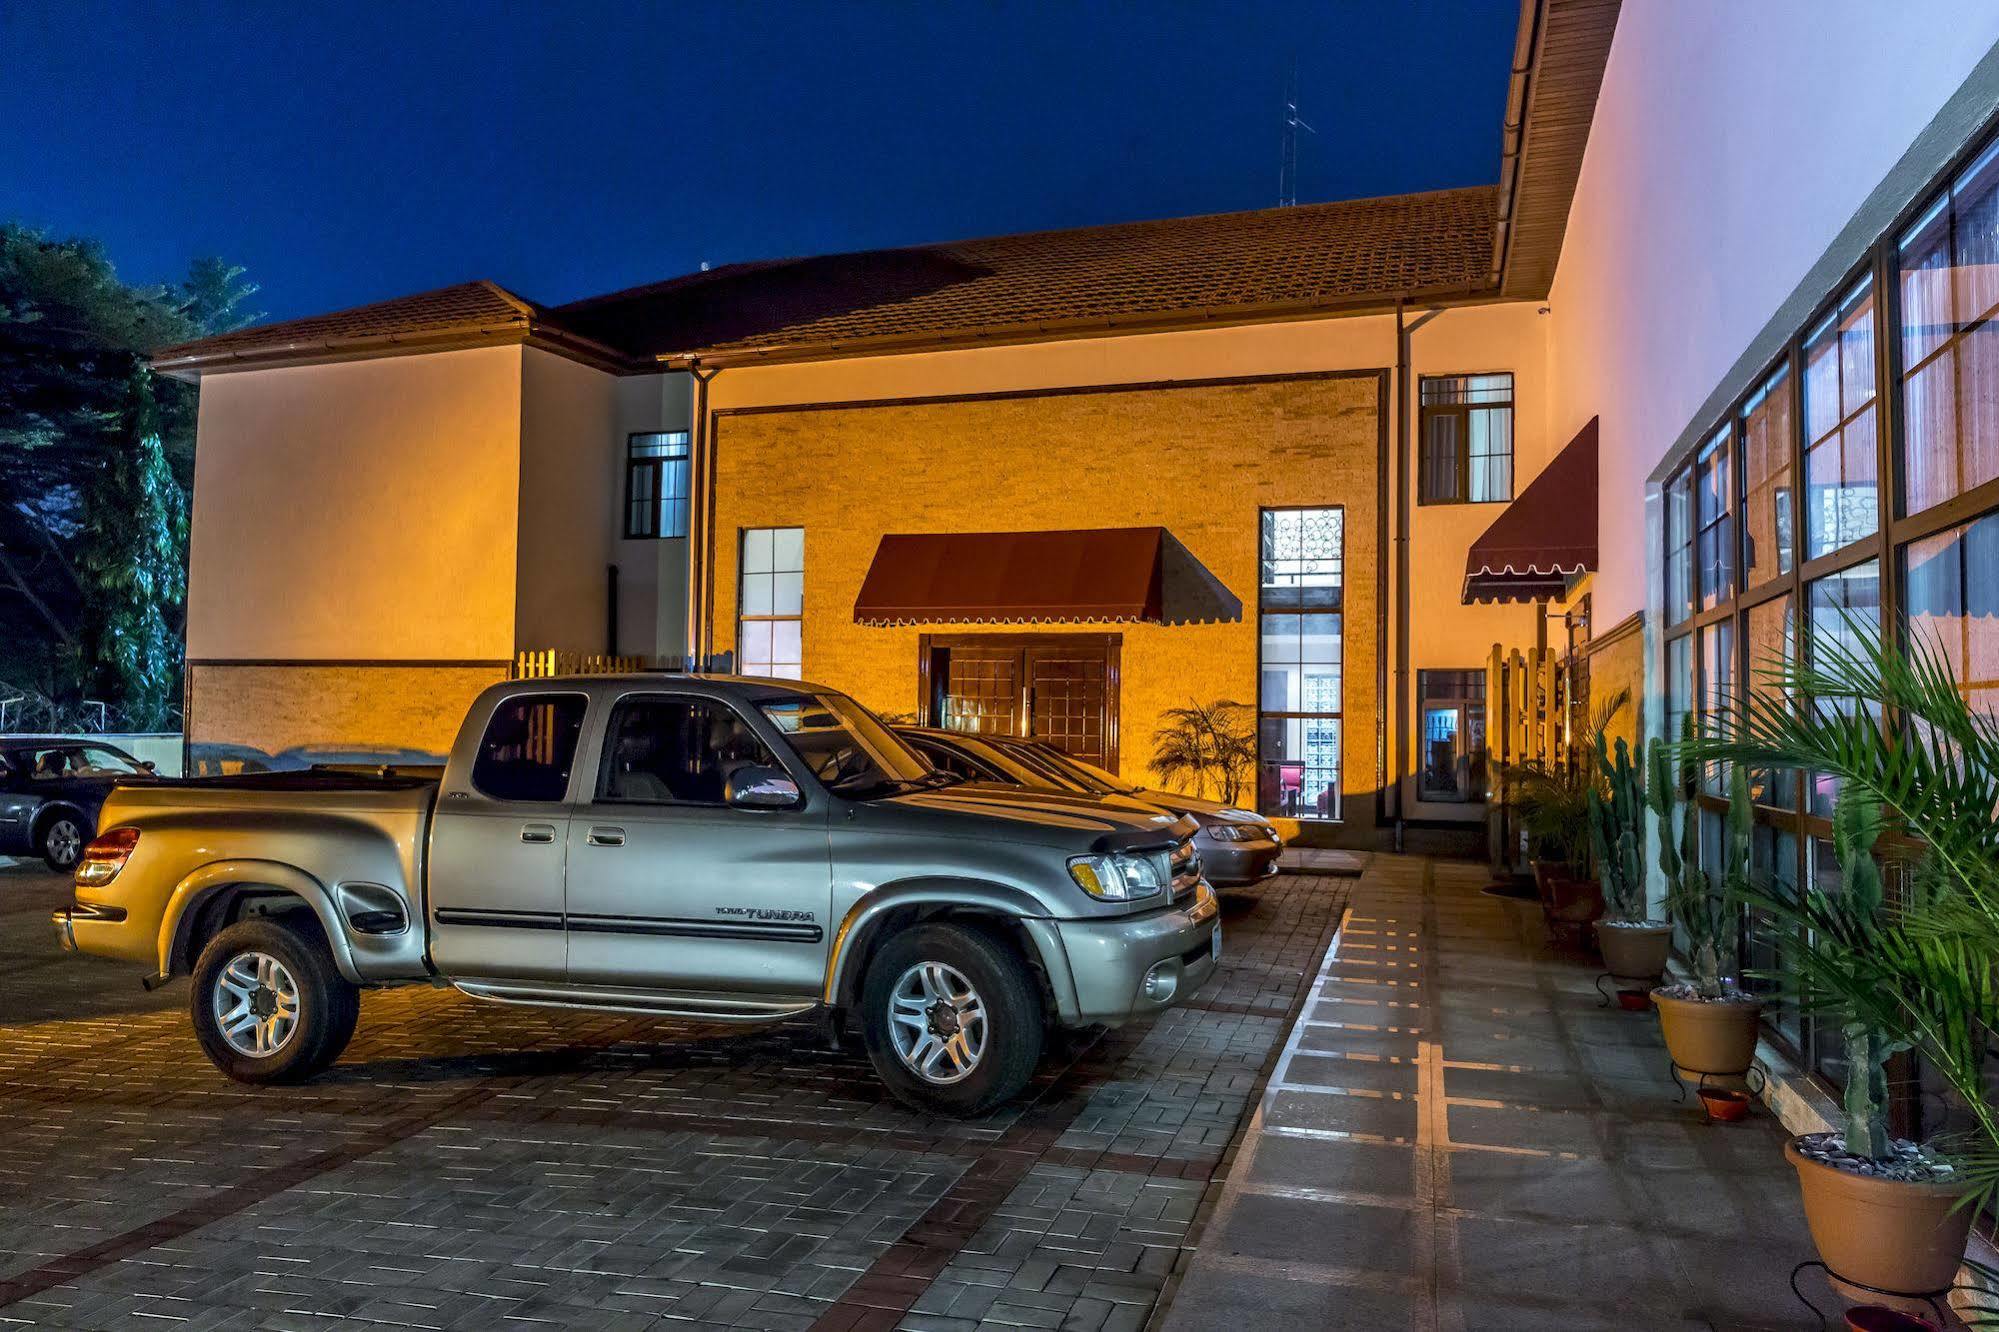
[897, 728, 1285, 889]
[54, 675, 1219, 1115]
[0, 739, 155, 870]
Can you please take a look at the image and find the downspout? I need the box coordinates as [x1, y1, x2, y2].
[682, 361, 721, 668]
[1489, 0, 1542, 291]
[1394, 301, 1410, 852]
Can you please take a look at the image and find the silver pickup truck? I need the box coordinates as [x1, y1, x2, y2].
[54, 676, 1219, 1114]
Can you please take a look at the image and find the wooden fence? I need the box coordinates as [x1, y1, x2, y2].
[510, 650, 653, 680]
[1483, 641, 1581, 874]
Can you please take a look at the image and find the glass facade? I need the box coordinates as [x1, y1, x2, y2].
[1257, 507, 1343, 821]
[1658, 123, 1999, 1093]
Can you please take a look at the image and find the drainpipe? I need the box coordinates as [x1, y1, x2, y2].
[1489, 0, 1541, 290]
[1394, 300, 1409, 852]
[682, 361, 721, 669]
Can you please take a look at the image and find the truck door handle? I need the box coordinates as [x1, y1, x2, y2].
[519, 824, 557, 845]
[587, 826, 626, 847]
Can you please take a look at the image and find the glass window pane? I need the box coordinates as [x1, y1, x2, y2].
[772, 527, 805, 573]
[1665, 633, 1693, 745]
[1744, 594, 1798, 808]
[1803, 285, 1881, 561]
[1259, 509, 1343, 822]
[598, 697, 777, 804]
[1740, 366, 1794, 586]
[1699, 618, 1734, 794]
[742, 527, 774, 575]
[1666, 469, 1695, 625]
[769, 620, 802, 672]
[1902, 509, 1999, 717]
[1695, 428, 1734, 608]
[1744, 824, 1802, 1047]
[471, 694, 586, 803]
[1257, 716, 1340, 821]
[773, 570, 804, 617]
[1805, 560, 1882, 816]
[742, 572, 773, 616]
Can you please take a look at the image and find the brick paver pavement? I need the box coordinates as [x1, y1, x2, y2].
[0, 860, 1353, 1331]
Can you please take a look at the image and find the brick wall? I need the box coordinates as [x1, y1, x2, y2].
[187, 663, 509, 759]
[706, 373, 1384, 841]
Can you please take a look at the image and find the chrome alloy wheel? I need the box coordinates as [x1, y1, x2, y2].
[887, 961, 987, 1084]
[45, 818, 81, 867]
[212, 951, 302, 1058]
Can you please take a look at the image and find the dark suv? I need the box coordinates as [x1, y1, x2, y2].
[898, 728, 1284, 889]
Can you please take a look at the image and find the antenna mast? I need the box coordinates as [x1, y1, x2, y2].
[1279, 57, 1316, 207]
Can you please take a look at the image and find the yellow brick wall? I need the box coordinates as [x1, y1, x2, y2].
[706, 373, 1384, 839]
[187, 663, 509, 760]
[1580, 610, 1647, 756]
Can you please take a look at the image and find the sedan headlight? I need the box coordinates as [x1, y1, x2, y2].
[1068, 851, 1167, 902]
[1205, 824, 1252, 842]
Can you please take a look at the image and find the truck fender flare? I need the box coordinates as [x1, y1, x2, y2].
[160, 860, 362, 984]
[822, 877, 1065, 1009]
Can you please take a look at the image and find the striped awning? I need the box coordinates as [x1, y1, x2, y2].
[1462, 417, 1599, 604]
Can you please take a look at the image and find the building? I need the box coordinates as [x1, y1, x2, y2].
[154, 2, 1999, 869]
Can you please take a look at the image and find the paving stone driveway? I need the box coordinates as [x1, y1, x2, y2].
[0, 863, 1351, 1331]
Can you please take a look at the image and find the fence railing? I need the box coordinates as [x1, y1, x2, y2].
[1484, 641, 1578, 874]
[511, 650, 654, 680]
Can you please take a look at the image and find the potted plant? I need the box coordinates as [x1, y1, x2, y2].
[1589, 732, 1671, 985]
[1688, 625, 1999, 1310]
[1648, 728, 1762, 1079]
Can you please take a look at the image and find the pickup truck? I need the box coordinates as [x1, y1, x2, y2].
[53, 675, 1220, 1115]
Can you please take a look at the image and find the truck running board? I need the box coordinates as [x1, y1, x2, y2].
[452, 978, 820, 1023]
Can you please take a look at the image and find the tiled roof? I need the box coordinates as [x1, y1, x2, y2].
[150, 281, 545, 372]
[556, 186, 1500, 361]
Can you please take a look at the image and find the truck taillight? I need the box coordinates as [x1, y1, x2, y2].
[75, 827, 139, 887]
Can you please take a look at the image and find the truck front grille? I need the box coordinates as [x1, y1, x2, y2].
[1169, 837, 1201, 898]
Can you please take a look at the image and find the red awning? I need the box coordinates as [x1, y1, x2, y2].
[854, 527, 1169, 626]
[1462, 416, 1599, 604]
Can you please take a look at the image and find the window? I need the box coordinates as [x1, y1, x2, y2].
[1902, 509, 1999, 717]
[471, 694, 586, 802]
[1805, 559, 1881, 817]
[1257, 507, 1343, 821]
[1698, 618, 1734, 793]
[1744, 594, 1797, 809]
[1802, 279, 1880, 558]
[597, 695, 780, 804]
[1665, 467, 1695, 626]
[738, 527, 804, 679]
[1417, 670, 1486, 803]
[1694, 425, 1734, 609]
[1740, 365, 1794, 587]
[1898, 138, 1999, 517]
[1418, 374, 1514, 504]
[624, 432, 691, 539]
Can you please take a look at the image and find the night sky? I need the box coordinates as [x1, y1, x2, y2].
[3, 1, 1518, 322]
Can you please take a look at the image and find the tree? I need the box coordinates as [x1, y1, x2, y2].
[1149, 700, 1257, 804]
[75, 370, 187, 730]
[0, 222, 257, 724]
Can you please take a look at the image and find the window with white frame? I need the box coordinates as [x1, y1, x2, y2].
[738, 528, 803, 679]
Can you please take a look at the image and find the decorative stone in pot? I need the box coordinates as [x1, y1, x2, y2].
[1786, 1135, 1971, 1304]
[1650, 983, 1762, 1077]
[1595, 919, 1672, 983]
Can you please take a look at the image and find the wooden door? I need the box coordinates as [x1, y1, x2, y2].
[1025, 643, 1111, 768]
[924, 634, 1119, 770]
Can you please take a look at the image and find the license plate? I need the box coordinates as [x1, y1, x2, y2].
[1209, 926, 1222, 962]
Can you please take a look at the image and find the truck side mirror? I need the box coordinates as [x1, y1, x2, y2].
[725, 765, 802, 810]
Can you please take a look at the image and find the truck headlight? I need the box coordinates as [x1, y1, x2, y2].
[1068, 852, 1166, 902]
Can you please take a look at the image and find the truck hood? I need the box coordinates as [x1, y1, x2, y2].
[877, 785, 1194, 853]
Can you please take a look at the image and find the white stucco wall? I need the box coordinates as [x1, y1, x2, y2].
[612, 372, 694, 662]
[1549, 0, 1999, 625]
[516, 347, 621, 653]
[186, 346, 525, 661]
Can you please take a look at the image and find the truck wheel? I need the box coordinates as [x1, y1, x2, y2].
[39, 813, 86, 872]
[860, 923, 1044, 1116]
[191, 918, 360, 1084]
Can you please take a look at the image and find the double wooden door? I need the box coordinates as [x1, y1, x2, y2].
[921, 634, 1119, 770]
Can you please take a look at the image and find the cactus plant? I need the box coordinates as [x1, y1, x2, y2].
[1587, 733, 1648, 923]
[1647, 718, 1746, 999]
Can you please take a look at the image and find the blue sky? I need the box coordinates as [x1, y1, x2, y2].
[2, 1, 1518, 321]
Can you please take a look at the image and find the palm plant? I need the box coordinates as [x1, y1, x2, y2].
[1505, 686, 1631, 870]
[1149, 699, 1256, 805]
[1683, 620, 1999, 1215]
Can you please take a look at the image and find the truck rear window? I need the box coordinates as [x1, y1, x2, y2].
[472, 694, 587, 802]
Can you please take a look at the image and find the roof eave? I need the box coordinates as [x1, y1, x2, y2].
[652, 279, 1508, 370]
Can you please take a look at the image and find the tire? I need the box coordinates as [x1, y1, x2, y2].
[860, 922, 1044, 1116]
[39, 812, 86, 873]
[190, 917, 360, 1084]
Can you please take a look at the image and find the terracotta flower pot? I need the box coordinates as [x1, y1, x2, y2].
[1651, 988, 1763, 1076]
[1698, 1087, 1751, 1122]
[1616, 988, 1651, 1012]
[1845, 1308, 1941, 1332]
[1786, 1140, 1973, 1301]
[1596, 920, 1672, 983]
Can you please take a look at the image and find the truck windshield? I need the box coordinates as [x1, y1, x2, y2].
[758, 692, 950, 798]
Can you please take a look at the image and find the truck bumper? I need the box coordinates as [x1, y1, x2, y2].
[1045, 881, 1221, 1026]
